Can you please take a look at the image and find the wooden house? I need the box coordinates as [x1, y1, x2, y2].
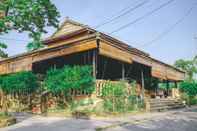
[0, 18, 185, 98]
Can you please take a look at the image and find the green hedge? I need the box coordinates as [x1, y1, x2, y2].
[43, 65, 95, 94]
[0, 71, 38, 94]
[179, 80, 197, 97]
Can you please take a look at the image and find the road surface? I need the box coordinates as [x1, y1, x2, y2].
[1, 107, 197, 131]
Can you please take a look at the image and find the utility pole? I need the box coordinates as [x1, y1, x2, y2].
[194, 36, 197, 56]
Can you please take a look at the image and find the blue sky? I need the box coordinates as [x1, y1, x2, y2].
[0, 0, 197, 65]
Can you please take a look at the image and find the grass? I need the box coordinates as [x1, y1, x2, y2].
[0, 112, 11, 119]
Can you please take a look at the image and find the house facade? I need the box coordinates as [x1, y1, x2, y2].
[0, 18, 185, 99]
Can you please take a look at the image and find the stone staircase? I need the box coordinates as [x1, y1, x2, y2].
[145, 98, 185, 112]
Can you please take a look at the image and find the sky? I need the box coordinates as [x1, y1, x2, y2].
[0, 0, 197, 65]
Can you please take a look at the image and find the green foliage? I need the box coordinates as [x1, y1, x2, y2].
[180, 92, 197, 106]
[102, 81, 139, 112]
[26, 32, 44, 51]
[0, 42, 8, 58]
[101, 82, 126, 97]
[69, 99, 94, 111]
[0, 0, 60, 52]
[158, 82, 175, 90]
[179, 80, 197, 97]
[0, 71, 38, 94]
[0, 0, 59, 34]
[101, 82, 126, 112]
[128, 81, 144, 110]
[174, 57, 197, 81]
[101, 81, 143, 113]
[44, 66, 95, 95]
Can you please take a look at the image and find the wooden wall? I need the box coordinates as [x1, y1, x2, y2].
[0, 39, 97, 75]
[0, 56, 33, 74]
[99, 40, 133, 64]
[151, 60, 185, 81]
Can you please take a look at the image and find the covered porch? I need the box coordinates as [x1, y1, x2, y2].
[30, 47, 181, 100]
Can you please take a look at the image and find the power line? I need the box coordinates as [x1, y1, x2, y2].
[94, 0, 149, 29]
[109, 0, 175, 34]
[139, 4, 197, 48]
[0, 37, 29, 42]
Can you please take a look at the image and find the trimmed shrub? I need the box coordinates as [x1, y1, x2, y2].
[43, 65, 95, 95]
[0, 71, 38, 94]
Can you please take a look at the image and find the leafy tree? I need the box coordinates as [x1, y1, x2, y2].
[26, 32, 44, 51]
[0, 42, 8, 58]
[174, 56, 197, 81]
[0, 0, 60, 53]
[179, 80, 197, 97]
[179, 80, 197, 105]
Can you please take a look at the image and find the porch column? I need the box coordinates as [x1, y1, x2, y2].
[141, 69, 145, 99]
[166, 80, 170, 96]
[92, 49, 98, 78]
[175, 81, 178, 88]
[122, 63, 125, 80]
[172, 81, 178, 98]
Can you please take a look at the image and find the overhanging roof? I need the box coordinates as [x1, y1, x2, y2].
[0, 18, 185, 81]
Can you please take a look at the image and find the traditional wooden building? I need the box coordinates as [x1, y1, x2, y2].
[0, 18, 185, 98]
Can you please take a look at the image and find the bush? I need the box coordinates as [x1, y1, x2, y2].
[179, 80, 197, 105]
[101, 81, 128, 112]
[0, 71, 38, 94]
[179, 80, 197, 97]
[44, 65, 95, 95]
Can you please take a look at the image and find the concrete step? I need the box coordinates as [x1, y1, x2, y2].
[150, 103, 183, 108]
[150, 105, 185, 112]
[147, 98, 185, 112]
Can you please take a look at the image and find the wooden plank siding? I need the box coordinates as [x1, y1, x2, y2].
[166, 67, 185, 81]
[46, 31, 90, 48]
[33, 39, 97, 62]
[98, 37, 184, 81]
[0, 39, 97, 75]
[151, 61, 167, 80]
[151, 59, 185, 81]
[99, 40, 133, 64]
[51, 22, 84, 38]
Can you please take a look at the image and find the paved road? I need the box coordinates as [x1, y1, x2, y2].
[1, 107, 197, 131]
[105, 108, 197, 131]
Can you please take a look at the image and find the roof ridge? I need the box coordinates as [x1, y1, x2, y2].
[51, 17, 88, 38]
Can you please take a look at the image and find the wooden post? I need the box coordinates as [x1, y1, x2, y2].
[141, 69, 145, 99]
[92, 49, 97, 78]
[166, 80, 169, 96]
[175, 81, 177, 88]
[122, 63, 125, 80]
